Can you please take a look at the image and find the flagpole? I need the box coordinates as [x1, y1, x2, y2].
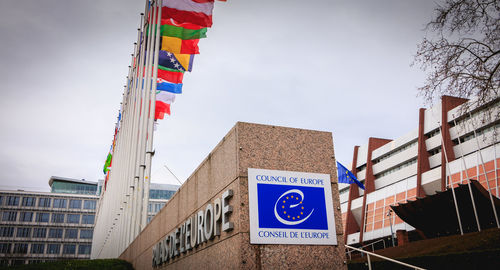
[134, 0, 156, 235]
[118, 81, 131, 253]
[130, 7, 148, 242]
[452, 114, 481, 231]
[122, 62, 135, 251]
[122, 41, 139, 251]
[469, 112, 500, 228]
[141, 0, 162, 229]
[124, 40, 141, 248]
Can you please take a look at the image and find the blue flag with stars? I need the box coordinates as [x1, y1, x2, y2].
[337, 161, 365, 190]
[257, 183, 328, 230]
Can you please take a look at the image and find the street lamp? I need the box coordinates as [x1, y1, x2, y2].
[387, 209, 395, 247]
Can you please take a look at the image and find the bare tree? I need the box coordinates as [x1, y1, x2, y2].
[414, 0, 500, 110]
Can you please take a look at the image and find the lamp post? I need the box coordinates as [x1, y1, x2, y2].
[387, 209, 395, 247]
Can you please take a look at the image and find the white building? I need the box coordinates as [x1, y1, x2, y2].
[341, 96, 499, 246]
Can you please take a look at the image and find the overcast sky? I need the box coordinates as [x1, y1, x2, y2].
[0, 0, 438, 191]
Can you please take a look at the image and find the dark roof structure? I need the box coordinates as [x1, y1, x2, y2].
[391, 180, 500, 237]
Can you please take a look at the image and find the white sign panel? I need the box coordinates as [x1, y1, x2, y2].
[248, 168, 337, 245]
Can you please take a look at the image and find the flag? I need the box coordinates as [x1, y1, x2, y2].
[161, 18, 208, 39]
[158, 50, 194, 72]
[162, 0, 214, 27]
[157, 78, 183, 94]
[158, 66, 184, 83]
[155, 90, 175, 120]
[146, 18, 208, 40]
[155, 101, 171, 120]
[103, 152, 112, 174]
[157, 90, 176, 104]
[337, 161, 365, 190]
[162, 36, 200, 54]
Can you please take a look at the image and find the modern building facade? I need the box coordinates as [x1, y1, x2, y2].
[0, 175, 178, 266]
[0, 188, 98, 265]
[49, 176, 100, 196]
[341, 96, 499, 246]
[146, 183, 179, 224]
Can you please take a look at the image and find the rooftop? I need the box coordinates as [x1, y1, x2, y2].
[48, 176, 98, 188]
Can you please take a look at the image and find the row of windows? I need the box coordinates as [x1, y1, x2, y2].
[51, 182, 97, 195]
[0, 196, 96, 210]
[448, 100, 499, 128]
[0, 243, 91, 255]
[0, 227, 93, 239]
[1, 212, 94, 224]
[452, 122, 499, 145]
[372, 140, 418, 165]
[149, 189, 176, 200]
[428, 146, 442, 156]
[374, 158, 417, 179]
[147, 202, 166, 213]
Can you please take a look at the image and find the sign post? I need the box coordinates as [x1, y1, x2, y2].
[248, 168, 337, 245]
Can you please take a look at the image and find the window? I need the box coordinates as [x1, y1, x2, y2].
[374, 158, 418, 178]
[149, 189, 176, 200]
[48, 228, 63, 238]
[33, 228, 46, 238]
[51, 213, 64, 223]
[16, 228, 31, 238]
[63, 244, 76, 254]
[38, 198, 51, 207]
[47, 244, 60, 254]
[31, 244, 45, 254]
[0, 196, 3, 206]
[82, 214, 95, 224]
[0, 243, 11, 254]
[19, 212, 33, 222]
[78, 244, 91, 254]
[2, 211, 17, 221]
[69, 199, 82, 209]
[35, 213, 50, 222]
[66, 214, 80, 224]
[6, 196, 19, 206]
[148, 202, 152, 212]
[83, 200, 96, 210]
[13, 243, 28, 254]
[21, 197, 35, 207]
[0, 227, 14, 237]
[53, 199, 67, 208]
[65, 229, 78, 239]
[154, 203, 163, 212]
[80, 229, 93, 239]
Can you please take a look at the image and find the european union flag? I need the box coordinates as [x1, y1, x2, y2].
[257, 183, 328, 230]
[337, 161, 365, 190]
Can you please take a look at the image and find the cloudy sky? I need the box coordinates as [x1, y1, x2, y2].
[0, 0, 438, 191]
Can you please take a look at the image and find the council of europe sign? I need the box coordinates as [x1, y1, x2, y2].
[248, 168, 337, 245]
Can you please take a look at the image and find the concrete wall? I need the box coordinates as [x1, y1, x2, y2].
[119, 122, 346, 269]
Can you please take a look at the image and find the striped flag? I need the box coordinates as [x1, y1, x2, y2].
[162, 0, 214, 27]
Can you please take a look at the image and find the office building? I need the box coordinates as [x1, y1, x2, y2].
[341, 96, 499, 246]
[0, 175, 178, 265]
[0, 187, 98, 265]
[146, 183, 179, 223]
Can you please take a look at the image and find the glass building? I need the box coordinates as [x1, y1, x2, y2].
[49, 177, 99, 196]
[0, 176, 178, 266]
[146, 183, 179, 223]
[0, 190, 98, 265]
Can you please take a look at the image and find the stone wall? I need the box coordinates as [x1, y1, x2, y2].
[119, 122, 346, 269]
